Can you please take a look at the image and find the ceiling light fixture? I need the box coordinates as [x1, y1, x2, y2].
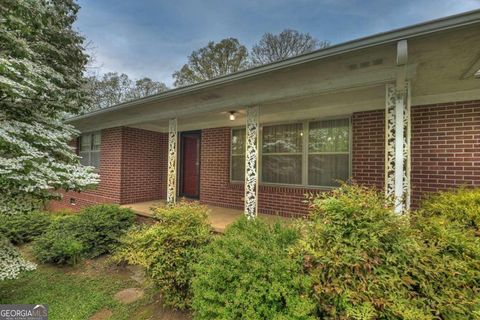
[229, 111, 236, 121]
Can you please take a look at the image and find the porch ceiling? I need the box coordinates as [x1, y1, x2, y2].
[70, 21, 480, 133]
[129, 85, 387, 132]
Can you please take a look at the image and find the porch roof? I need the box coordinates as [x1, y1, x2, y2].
[69, 10, 480, 133]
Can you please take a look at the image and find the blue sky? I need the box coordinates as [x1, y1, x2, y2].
[75, 0, 480, 87]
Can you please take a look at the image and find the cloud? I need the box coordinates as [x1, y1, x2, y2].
[75, 0, 480, 87]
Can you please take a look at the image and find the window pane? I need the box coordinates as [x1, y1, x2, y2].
[262, 155, 302, 184]
[79, 151, 90, 166]
[308, 154, 349, 186]
[90, 151, 100, 169]
[231, 129, 245, 155]
[231, 155, 245, 181]
[92, 133, 101, 151]
[262, 123, 303, 154]
[309, 119, 349, 152]
[80, 135, 91, 151]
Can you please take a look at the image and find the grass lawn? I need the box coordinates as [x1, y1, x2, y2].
[0, 247, 156, 320]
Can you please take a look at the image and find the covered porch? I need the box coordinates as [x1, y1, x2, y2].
[69, 22, 480, 218]
[120, 200, 289, 233]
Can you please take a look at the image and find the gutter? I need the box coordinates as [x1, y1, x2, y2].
[68, 9, 480, 123]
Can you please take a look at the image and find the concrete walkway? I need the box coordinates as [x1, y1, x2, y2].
[121, 200, 288, 233]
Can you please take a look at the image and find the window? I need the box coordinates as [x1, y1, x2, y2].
[79, 132, 101, 169]
[261, 123, 303, 184]
[308, 119, 350, 186]
[230, 128, 245, 181]
[230, 117, 350, 187]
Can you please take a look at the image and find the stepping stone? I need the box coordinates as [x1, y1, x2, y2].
[114, 288, 144, 304]
[90, 308, 112, 320]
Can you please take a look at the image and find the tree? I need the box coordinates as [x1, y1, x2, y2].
[0, 0, 99, 278]
[85, 72, 132, 110]
[0, 0, 99, 211]
[251, 29, 329, 65]
[173, 38, 249, 87]
[85, 73, 168, 111]
[130, 77, 168, 99]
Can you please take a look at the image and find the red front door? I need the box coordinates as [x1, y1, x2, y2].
[180, 132, 201, 198]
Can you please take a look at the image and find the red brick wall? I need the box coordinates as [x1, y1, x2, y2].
[411, 101, 480, 205]
[49, 127, 168, 211]
[352, 110, 385, 190]
[121, 127, 168, 204]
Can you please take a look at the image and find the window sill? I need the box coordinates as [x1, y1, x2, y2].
[229, 180, 334, 191]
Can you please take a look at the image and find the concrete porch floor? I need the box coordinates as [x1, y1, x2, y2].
[121, 200, 289, 233]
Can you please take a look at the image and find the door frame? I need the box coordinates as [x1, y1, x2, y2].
[178, 130, 201, 199]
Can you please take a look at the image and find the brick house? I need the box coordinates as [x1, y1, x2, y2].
[50, 11, 480, 218]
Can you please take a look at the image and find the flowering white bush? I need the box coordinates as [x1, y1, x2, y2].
[0, 237, 36, 280]
[0, 0, 99, 279]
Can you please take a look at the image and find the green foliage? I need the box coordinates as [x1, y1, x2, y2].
[0, 0, 99, 214]
[173, 38, 249, 87]
[85, 72, 168, 111]
[0, 258, 147, 320]
[33, 215, 84, 265]
[191, 217, 315, 320]
[76, 204, 136, 258]
[419, 188, 480, 232]
[33, 204, 135, 264]
[0, 211, 53, 244]
[112, 202, 212, 309]
[251, 29, 328, 65]
[294, 184, 480, 319]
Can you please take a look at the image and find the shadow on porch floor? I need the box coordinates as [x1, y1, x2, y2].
[120, 200, 289, 233]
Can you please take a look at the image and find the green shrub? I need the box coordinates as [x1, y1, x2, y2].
[0, 211, 52, 244]
[419, 188, 480, 232]
[33, 204, 135, 264]
[76, 204, 135, 258]
[33, 215, 84, 265]
[294, 183, 480, 319]
[191, 217, 315, 320]
[112, 202, 212, 309]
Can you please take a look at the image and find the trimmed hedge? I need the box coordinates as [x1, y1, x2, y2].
[33, 204, 135, 264]
[76, 204, 136, 258]
[0, 211, 52, 244]
[191, 218, 315, 320]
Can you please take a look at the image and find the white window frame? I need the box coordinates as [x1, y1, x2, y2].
[230, 128, 246, 182]
[230, 116, 352, 188]
[79, 131, 101, 169]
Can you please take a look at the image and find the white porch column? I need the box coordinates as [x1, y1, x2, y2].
[385, 82, 411, 213]
[244, 106, 259, 219]
[167, 118, 177, 204]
